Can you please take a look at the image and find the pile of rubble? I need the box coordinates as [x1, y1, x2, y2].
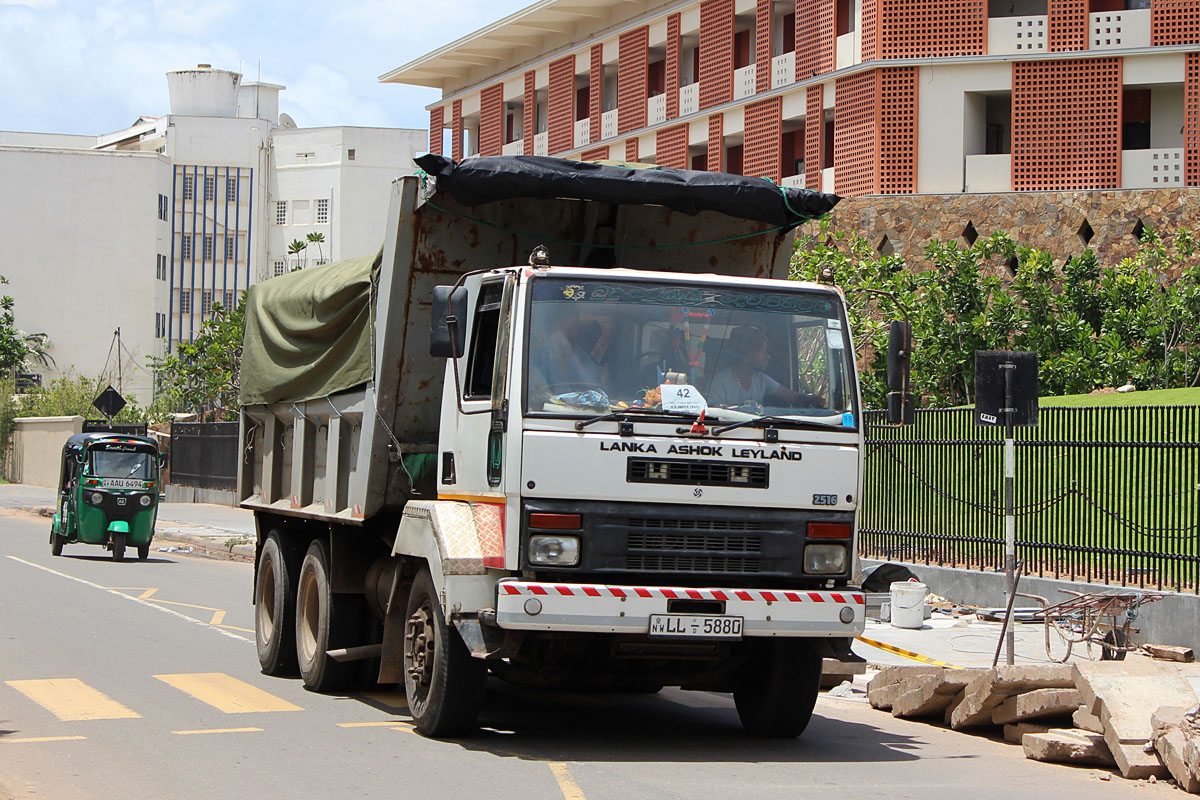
[868, 662, 1200, 787]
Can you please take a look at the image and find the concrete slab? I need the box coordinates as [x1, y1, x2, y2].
[867, 666, 940, 710]
[893, 669, 984, 719]
[1144, 644, 1195, 663]
[1003, 722, 1054, 744]
[1151, 707, 1200, 792]
[950, 665, 1075, 730]
[1073, 661, 1198, 743]
[1106, 737, 1168, 780]
[991, 688, 1082, 725]
[1023, 728, 1115, 767]
[1072, 705, 1105, 734]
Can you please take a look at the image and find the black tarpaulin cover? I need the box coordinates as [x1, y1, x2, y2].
[414, 154, 840, 230]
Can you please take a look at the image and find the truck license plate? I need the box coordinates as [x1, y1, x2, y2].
[648, 614, 743, 639]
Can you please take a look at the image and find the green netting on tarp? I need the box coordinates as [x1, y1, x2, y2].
[239, 251, 381, 405]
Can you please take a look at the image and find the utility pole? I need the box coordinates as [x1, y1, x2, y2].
[115, 328, 123, 395]
[1002, 359, 1016, 666]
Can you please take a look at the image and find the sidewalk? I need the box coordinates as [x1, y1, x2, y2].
[0, 483, 256, 559]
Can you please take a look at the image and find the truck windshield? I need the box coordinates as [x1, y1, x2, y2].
[525, 278, 857, 422]
[90, 449, 155, 479]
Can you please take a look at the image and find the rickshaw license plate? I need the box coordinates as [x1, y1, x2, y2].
[104, 479, 143, 489]
[648, 614, 743, 639]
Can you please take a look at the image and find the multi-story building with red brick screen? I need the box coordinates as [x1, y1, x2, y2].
[383, 0, 1200, 264]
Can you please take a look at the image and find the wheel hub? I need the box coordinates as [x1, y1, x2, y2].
[405, 606, 435, 686]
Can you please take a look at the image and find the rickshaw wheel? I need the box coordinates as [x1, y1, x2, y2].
[137, 544, 150, 561]
[111, 533, 127, 562]
[50, 527, 64, 557]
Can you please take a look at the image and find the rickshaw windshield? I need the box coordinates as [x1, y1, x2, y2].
[89, 449, 155, 479]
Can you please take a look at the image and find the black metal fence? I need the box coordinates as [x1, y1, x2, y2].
[860, 405, 1200, 593]
[169, 421, 239, 491]
[82, 420, 147, 436]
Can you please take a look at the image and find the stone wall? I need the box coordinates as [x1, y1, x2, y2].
[824, 188, 1200, 273]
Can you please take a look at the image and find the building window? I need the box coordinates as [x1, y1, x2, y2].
[273, 260, 287, 277]
[224, 291, 234, 309]
[315, 259, 328, 266]
[181, 235, 192, 260]
[204, 175, 215, 202]
[155, 312, 163, 339]
[179, 290, 191, 314]
[347, 148, 356, 160]
[226, 176, 237, 200]
[182, 174, 194, 201]
[316, 198, 329, 224]
[158, 194, 168, 221]
[203, 234, 214, 261]
[155, 254, 162, 280]
[275, 201, 287, 225]
[225, 235, 235, 259]
[202, 290, 213, 314]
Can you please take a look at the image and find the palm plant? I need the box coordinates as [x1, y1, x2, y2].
[287, 239, 307, 271]
[305, 232, 326, 263]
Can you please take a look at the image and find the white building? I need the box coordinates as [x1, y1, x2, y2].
[0, 65, 426, 403]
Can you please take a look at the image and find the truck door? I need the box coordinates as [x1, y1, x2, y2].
[439, 275, 515, 496]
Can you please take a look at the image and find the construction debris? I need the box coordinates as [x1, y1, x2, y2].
[1072, 705, 1105, 734]
[1003, 722, 1055, 744]
[892, 669, 985, 719]
[950, 665, 1075, 730]
[992, 688, 1082, 725]
[1150, 706, 1200, 793]
[1073, 661, 1197, 780]
[867, 666, 940, 710]
[820, 658, 868, 689]
[1142, 644, 1195, 663]
[1023, 728, 1116, 767]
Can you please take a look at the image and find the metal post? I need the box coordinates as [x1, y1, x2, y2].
[1002, 360, 1016, 666]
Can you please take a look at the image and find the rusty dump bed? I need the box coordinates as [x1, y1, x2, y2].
[237, 157, 840, 524]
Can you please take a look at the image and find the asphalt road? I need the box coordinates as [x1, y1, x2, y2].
[0, 507, 1177, 800]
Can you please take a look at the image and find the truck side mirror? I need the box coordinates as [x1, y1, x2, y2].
[430, 285, 468, 358]
[886, 319, 915, 425]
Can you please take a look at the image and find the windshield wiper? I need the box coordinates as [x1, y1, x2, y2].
[574, 407, 721, 431]
[712, 415, 846, 437]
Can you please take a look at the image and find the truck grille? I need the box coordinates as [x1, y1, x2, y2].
[628, 517, 763, 532]
[625, 527, 764, 575]
[627, 458, 769, 489]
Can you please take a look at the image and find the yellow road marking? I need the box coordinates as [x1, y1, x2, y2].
[338, 721, 411, 728]
[359, 692, 408, 711]
[150, 599, 220, 612]
[1, 736, 87, 744]
[5, 679, 140, 721]
[218, 624, 254, 633]
[138, 588, 159, 600]
[154, 673, 303, 713]
[548, 763, 586, 800]
[210, 610, 226, 626]
[172, 727, 263, 735]
[855, 636, 965, 669]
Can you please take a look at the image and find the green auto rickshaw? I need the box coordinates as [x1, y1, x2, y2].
[50, 433, 164, 561]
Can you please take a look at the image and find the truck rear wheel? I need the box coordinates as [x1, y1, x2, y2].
[296, 539, 361, 692]
[403, 567, 486, 737]
[733, 639, 822, 738]
[256, 531, 299, 676]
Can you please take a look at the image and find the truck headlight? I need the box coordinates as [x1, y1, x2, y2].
[139, 494, 152, 507]
[804, 544, 846, 574]
[528, 535, 580, 567]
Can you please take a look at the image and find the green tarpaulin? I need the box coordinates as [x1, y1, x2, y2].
[239, 250, 380, 405]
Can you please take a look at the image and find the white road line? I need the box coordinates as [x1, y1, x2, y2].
[6, 556, 252, 644]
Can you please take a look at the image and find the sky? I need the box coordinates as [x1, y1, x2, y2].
[0, 0, 532, 136]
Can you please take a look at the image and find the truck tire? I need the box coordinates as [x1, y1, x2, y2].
[111, 532, 126, 562]
[256, 531, 299, 676]
[295, 539, 361, 692]
[403, 567, 486, 737]
[733, 639, 822, 738]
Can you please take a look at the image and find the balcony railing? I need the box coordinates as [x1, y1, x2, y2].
[965, 154, 1012, 192]
[648, 94, 667, 126]
[1090, 9, 1150, 50]
[502, 139, 524, 156]
[574, 119, 590, 149]
[1122, 147, 1185, 188]
[987, 15, 1047, 55]
[680, 83, 699, 117]
[771, 52, 795, 90]
[533, 132, 548, 157]
[602, 109, 619, 140]
[836, 31, 860, 70]
[734, 64, 757, 101]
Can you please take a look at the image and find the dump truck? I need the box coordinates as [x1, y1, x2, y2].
[238, 155, 912, 738]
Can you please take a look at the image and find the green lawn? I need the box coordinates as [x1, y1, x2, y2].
[1038, 387, 1200, 408]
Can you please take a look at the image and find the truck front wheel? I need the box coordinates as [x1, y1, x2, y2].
[733, 639, 822, 738]
[256, 531, 299, 676]
[403, 567, 486, 737]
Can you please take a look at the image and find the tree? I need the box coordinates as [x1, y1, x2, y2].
[0, 276, 31, 376]
[150, 299, 245, 418]
[287, 239, 308, 271]
[305, 232, 326, 263]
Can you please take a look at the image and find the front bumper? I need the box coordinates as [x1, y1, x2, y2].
[495, 580, 865, 637]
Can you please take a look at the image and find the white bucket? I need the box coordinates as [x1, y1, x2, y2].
[889, 581, 928, 629]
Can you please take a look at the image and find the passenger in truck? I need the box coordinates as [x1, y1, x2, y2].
[706, 326, 824, 409]
[539, 318, 604, 388]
